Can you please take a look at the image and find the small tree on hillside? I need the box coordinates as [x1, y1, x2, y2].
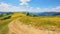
[26, 12, 29, 16]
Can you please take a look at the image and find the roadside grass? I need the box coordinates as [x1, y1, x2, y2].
[0, 19, 13, 34]
[0, 12, 60, 34]
[0, 12, 22, 34]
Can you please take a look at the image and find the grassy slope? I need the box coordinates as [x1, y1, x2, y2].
[0, 12, 21, 34]
[0, 12, 60, 34]
[19, 15, 60, 31]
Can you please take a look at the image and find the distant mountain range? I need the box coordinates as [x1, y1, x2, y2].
[0, 12, 60, 16]
[29, 12, 60, 16]
[0, 12, 12, 14]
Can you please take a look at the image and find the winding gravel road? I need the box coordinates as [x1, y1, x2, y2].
[8, 19, 60, 34]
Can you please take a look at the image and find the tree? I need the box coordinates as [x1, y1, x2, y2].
[26, 12, 29, 16]
[0, 14, 3, 17]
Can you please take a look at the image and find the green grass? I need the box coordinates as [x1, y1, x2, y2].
[0, 12, 60, 33]
[0, 18, 14, 34]
[1, 26, 9, 34]
[0, 12, 22, 34]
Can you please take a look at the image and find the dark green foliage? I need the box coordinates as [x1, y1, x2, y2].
[1, 15, 11, 20]
[26, 12, 30, 16]
[26, 12, 39, 17]
[0, 12, 13, 20]
[0, 14, 3, 17]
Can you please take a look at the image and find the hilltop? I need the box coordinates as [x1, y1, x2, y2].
[0, 12, 60, 34]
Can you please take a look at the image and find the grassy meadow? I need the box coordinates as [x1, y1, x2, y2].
[0, 12, 60, 34]
[19, 16, 60, 31]
[0, 12, 22, 34]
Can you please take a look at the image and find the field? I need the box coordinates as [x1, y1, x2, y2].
[0, 12, 21, 34]
[19, 16, 60, 31]
[0, 12, 60, 34]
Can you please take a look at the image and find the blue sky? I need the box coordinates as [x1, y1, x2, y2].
[0, 0, 60, 12]
[30, 0, 60, 8]
[1, 0, 60, 8]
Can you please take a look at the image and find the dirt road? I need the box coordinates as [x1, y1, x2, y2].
[8, 19, 60, 34]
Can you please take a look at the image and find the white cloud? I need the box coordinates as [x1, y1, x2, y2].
[20, 0, 31, 5]
[0, 2, 60, 12]
[0, 2, 28, 12]
[42, 6, 60, 12]
[0, 2, 10, 11]
[51, 6, 60, 12]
